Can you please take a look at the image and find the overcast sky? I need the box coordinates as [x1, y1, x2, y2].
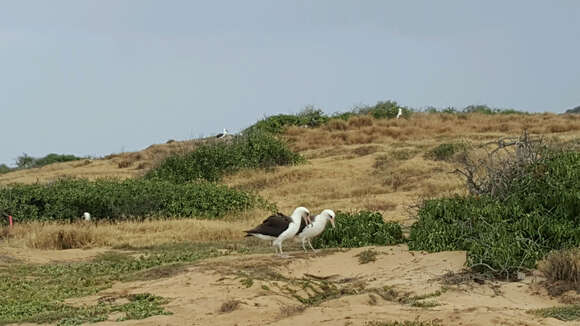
[1, 1, 579, 166]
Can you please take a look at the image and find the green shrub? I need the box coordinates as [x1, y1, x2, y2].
[34, 154, 83, 167]
[0, 178, 258, 223]
[409, 151, 580, 278]
[15, 153, 83, 169]
[425, 142, 466, 161]
[0, 164, 12, 174]
[146, 130, 304, 183]
[313, 211, 404, 248]
[246, 106, 329, 134]
[356, 101, 411, 119]
[245, 102, 413, 134]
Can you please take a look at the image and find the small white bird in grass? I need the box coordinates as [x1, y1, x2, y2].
[83, 212, 91, 221]
[216, 128, 229, 139]
[396, 108, 403, 119]
[295, 209, 336, 253]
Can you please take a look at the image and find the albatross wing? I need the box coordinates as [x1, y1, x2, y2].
[244, 212, 291, 238]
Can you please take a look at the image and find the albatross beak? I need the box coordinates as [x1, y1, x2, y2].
[330, 218, 335, 228]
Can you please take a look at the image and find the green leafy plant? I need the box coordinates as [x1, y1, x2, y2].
[0, 177, 259, 223]
[409, 151, 580, 279]
[313, 211, 404, 249]
[146, 130, 304, 183]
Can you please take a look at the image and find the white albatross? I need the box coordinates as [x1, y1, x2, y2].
[396, 108, 403, 119]
[244, 207, 311, 258]
[295, 209, 335, 253]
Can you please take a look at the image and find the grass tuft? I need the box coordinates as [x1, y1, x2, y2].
[530, 305, 580, 321]
[356, 249, 378, 264]
[219, 300, 241, 313]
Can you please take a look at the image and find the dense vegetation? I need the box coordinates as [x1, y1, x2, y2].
[409, 150, 580, 278]
[0, 243, 220, 325]
[246, 101, 412, 134]
[16, 153, 84, 169]
[565, 105, 580, 114]
[146, 130, 304, 183]
[313, 211, 404, 248]
[0, 178, 258, 223]
[0, 153, 85, 175]
[425, 104, 527, 115]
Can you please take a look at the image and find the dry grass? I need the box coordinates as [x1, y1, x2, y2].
[218, 299, 241, 313]
[538, 248, 580, 296]
[279, 304, 306, 318]
[3, 208, 270, 250]
[286, 113, 580, 152]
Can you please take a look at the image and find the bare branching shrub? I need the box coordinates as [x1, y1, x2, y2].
[452, 130, 544, 197]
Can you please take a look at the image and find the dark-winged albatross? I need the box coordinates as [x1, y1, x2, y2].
[244, 207, 311, 257]
[295, 209, 335, 253]
[216, 128, 228, 139]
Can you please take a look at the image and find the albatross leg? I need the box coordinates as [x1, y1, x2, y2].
[301, 239, 307, 253]
[278, 243, 290, 258]
[307, 240, 318, 253]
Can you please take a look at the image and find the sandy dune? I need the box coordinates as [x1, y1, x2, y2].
[53, 245, 567, 326]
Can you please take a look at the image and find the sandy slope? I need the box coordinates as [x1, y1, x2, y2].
[54, 245, 566, 326]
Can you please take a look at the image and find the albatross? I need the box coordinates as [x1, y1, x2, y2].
[216, 128, 228, 139]
[295, 209, 335, 253]
[244, 207, 311, 257]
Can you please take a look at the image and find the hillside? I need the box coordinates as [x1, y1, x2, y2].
[1, 112, 579, 325]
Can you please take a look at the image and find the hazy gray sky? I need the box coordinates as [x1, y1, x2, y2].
[1, 1, 579, 166]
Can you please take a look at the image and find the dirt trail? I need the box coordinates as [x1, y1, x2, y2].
[69, 245, 567, 326]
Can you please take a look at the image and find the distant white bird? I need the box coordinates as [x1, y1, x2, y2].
[83, 212, 91, 221]
[396, 108, 403, 119]
[295, 209, 336, 253]
[216, 128, 228, 139]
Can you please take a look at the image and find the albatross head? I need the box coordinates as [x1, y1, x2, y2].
[292, 206, 311, 225]
[321, 209, 336, 228]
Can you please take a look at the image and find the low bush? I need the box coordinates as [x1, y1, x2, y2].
[16, 153, 84, 169]
[146, 130, 304, 183]
[246, 101, 412, 134]
[246, 107, 329, 134]
[538, 248, 580, 285]
[0, 164, 12, 174]
[0, 178, 259, 223]
[425, 142, 467, 161]
[313, 211, 404, 248]
[356, 101, 411, 119]
[409, 151, 580, 278]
